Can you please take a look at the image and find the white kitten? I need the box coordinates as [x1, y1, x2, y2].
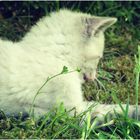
[0, 9, 139, 120]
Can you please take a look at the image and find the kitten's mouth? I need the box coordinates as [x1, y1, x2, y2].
[83, 72, 96, 82]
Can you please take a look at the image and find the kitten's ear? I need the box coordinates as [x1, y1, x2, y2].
[83, 17, 117, 37]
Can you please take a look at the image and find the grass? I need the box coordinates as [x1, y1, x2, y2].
[0, 101, 140, 139]
[0, 1, 140, 139]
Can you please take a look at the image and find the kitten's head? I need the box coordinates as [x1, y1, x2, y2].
[79, 14, 117, 81]
[50, 10, 117, 82]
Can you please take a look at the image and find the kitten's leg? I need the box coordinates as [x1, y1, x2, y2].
[58, 74, 140, 121]
[54, 74, 89, 114]
[89, 103, 140, 123]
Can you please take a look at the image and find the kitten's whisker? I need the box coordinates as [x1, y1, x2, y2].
[94, 77, 106, 91]
[93, 80, 99, 90]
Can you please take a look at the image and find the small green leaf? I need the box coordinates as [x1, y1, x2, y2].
[133, 120, 140, 127]
[76, 68, 81, 72]
[61, 66, 69, 74]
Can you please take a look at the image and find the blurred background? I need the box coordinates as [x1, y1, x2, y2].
[0, 1, 139, 46]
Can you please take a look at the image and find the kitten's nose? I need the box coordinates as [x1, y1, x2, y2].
[83, 72, 96, 82]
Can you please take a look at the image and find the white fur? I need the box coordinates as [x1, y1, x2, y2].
[0, 9, 139, 119]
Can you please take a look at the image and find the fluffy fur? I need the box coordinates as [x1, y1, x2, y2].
[0, 9, 139, 119]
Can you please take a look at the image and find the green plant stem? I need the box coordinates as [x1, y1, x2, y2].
[134, 46, 140, 120]
[29, 70, 78, 117]
[135, 72, 139, 120]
